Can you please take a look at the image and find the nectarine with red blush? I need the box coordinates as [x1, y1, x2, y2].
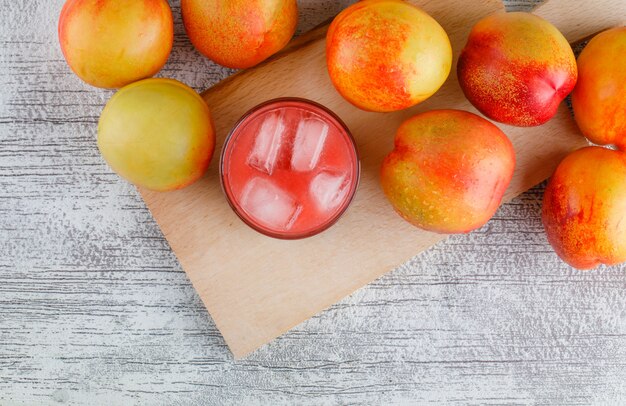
[182, 0, 298, 69]
[542, 147, 626, 270]
[381, 110, 515, 233]
[572, 27, 626, 149]
[326, 0, 452, 112]
[458, 12, 577, 127]
[58, 0, 173, 89]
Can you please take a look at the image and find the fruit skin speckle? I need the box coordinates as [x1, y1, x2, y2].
[542, 147, 626, 270]
[572, 27, 626, 149]
[380, 109, 515, 234]
[182, 0, 298, 69]
[457, 12, 577, 127]
[326, 0, 452, 112]
[58, 0, 173, 89]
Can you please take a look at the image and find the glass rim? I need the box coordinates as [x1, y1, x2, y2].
[219, 97, 361, 240]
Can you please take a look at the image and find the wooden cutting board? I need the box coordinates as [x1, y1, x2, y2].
[140, 0, 626, 358]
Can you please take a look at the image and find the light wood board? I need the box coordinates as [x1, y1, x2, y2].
[140, 0, 625, 358]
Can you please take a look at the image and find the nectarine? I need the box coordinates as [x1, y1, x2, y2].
[58, 0, 173, 89]
[542, 147, 626, 270]
[572, 27, 626, 149]
[98, 79, 215, 191]
[181, 0, 298, 69]
[381, 110, 515, 233]
[458, 12, 577, 127]
[326, 0, 452, 112]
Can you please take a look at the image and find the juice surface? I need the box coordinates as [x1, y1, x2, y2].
[221, 99, 359, 239]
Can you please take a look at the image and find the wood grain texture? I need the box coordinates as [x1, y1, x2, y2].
[139, 0, 615, 358]
[534, 0, 626, 41]
[1, 0, 625, 405]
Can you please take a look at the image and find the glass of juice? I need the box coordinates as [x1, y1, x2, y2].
[220, 98, 360, 239]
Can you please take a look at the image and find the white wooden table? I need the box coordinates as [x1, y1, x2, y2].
[1, 1, 625, 404]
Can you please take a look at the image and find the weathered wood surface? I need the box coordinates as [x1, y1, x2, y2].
[1, 0, 625, 404]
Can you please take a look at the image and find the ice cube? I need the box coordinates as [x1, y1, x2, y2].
[290, 118, 329, 172]
[247, 113, 286, 175]
[240, 177, 302, 231]
[310, 170, 350, 212]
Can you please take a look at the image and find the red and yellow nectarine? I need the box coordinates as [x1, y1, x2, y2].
[572, 27, 626, 149]
[458, 12, 577, 127]
[181, 0, 298, 69]
[326, 0, 452, 112]
[380, 110, 515, 233]
[58, 0, 173, 89]
[542, 147, 626, 270]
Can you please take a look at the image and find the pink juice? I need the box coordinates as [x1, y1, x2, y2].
[220, 98, 360, 239]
